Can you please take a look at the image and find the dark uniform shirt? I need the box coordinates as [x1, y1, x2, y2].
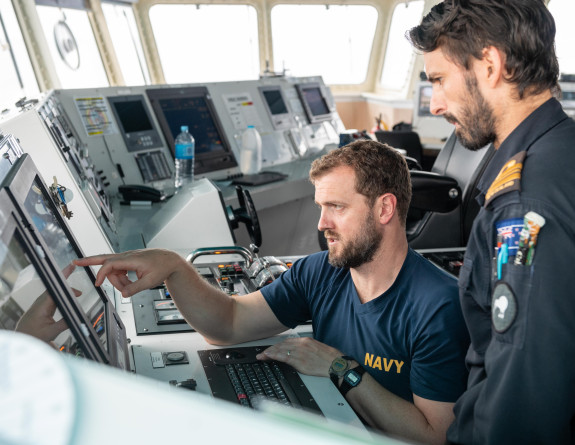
[447, 98, 575, 444]
[261, 248, 469, 403]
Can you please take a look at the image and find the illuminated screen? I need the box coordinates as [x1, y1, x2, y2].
[158, 95, 222, 155]
[263, 89, 288, 115]
[23, 180, 108, 352]
[147, 87, 237, 175]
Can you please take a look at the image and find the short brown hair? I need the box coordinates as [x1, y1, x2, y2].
[309, 140, 412, 225]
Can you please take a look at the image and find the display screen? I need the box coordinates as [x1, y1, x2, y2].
[23, 180, 108, 352]
[302, 87, 330, 117]
[111, 99, 154, 133]
[107, 94, 164, 155]
[158, 95, 223, 155]
[147, 87, 237, 175]
[0, 229, 87, 357]
[263, 89, 289, 115]
[417, 85, 433, 117]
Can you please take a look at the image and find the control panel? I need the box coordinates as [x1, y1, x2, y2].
[42, 76, 343, 192]
[130, 248, 297, 336]
[0, 95, 119, 256]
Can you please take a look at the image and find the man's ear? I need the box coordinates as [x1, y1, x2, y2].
[478, 46, 505, 88]
[378, 193, 396, 225]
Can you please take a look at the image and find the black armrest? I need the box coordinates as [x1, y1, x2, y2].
[410, 171, 461, 213]
[405, 155, 422, 170]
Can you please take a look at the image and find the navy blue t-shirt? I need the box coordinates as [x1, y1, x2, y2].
[261, 248, 469, 402]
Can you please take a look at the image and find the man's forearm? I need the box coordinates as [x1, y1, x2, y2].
[164, 256, 237, 343]
[344, 372, 452, 445]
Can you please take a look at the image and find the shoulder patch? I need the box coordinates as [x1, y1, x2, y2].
[492, 282, 517, 333]
[485, 151, 526, 207]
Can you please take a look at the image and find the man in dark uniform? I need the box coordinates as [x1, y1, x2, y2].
[408, 0, 575, 443]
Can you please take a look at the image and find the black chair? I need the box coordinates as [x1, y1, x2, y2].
[407, 131, 495, 249]
[375, 130, 424, 166]
[317, 132, 494, 252]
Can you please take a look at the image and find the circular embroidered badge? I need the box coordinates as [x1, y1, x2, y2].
[492, 282, 518, 333]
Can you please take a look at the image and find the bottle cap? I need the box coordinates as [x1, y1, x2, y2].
[181, 125, 189, 132]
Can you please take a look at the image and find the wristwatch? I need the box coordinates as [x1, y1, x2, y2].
[339, 366, 366, 397]
[329, 355, 353, 386]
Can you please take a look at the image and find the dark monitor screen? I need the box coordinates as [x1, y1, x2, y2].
[113, 99, 153, 133]
[1, 155, 129, 369]
[146, 87, 237, 175]
[263, 89, 289, 115]
[417, 85, 433, 117]
[108, 95, 164, 153]
[295, 83, 332, 123]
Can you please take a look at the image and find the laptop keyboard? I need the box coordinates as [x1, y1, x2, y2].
[198, 346, 322, 414]
[225, 361, 299, 408]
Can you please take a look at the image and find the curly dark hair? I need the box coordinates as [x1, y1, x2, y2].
[309, 140, 412, 225]
[407, 0, 559, 99]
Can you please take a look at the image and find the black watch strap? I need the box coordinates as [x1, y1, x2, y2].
[339, 366, 366, 397]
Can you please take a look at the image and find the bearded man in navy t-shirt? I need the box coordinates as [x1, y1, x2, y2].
[79, 140, 469, 445]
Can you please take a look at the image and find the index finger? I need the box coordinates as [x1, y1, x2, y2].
[74, 255, 132, 287]
[73, 254, 116, 267]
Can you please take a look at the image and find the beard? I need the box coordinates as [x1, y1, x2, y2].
[325, 211, 382, 269]
[444, 73, 497, 151]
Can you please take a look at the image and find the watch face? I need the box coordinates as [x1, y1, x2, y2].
[345, 370, 361, 386]
[329, 357, 350, 376]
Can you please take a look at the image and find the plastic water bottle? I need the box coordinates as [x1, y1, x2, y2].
[240, 125, 262, 175]
[174, 125, 195, 191]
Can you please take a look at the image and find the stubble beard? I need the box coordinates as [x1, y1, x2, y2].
[446, 73, 497, 152]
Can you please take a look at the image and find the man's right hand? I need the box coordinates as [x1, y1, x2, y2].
[75, 248, 287, 347]
[74, 249, 187, 298]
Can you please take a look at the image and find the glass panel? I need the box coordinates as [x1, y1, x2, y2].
[380, 0, 424, 91]
[102, 2, 150, 86]
[36, 5, 109, 88]
[149, 4, 259, 83]
[23, 180, 107, 352]
[0, 233, 87, 357]
[548, 0, 575, 75]
[271, 4, 377, 85]
[0, 2, 40, 111]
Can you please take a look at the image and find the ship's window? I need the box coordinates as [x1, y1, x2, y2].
[36, 5, 109, 88]
[380, 0, 424, 92]
[548, 0, 575, 75]
[271, 4, 377, 85]
[0, 1, 39, 111]
[149, 4, 259, 83]
[102, 2, 150, 86]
